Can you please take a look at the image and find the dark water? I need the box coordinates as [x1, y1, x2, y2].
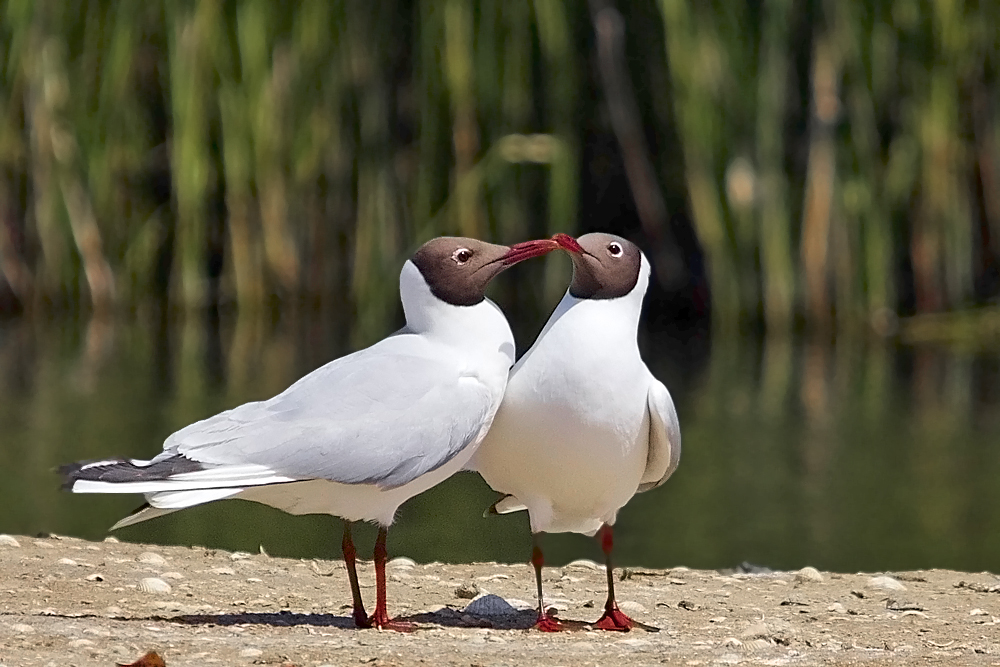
[2, 308, 999, 574]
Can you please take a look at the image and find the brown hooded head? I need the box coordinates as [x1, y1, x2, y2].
[411, 236, 559, 306]
[553, 233, 643, 300]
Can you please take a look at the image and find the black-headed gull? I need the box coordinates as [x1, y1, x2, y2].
[61, 236, 559, 631]
[471, 232, 681, 632]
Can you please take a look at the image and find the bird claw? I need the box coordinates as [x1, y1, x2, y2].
[367, 610, 417, 632]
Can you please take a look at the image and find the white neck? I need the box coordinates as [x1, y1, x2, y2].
[399, 260, 514, 353]
[548, 253, 649, 337]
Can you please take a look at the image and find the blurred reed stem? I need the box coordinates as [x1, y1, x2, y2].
[0, 0, 993, 340]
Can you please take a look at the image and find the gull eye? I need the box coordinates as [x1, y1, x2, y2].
[453, 248, 474, 265]
[607, 242, 623, 257]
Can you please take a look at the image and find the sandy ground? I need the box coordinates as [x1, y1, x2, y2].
[2, 534, 1000, 666]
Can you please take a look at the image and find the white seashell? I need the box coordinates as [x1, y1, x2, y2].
[565, 559, 601, 571]
[388, 556, 417, 569]
[867, 575, 906, 592]
[230, 551, 252, 561]
[618, 600, 647, 615]
[58, 558, 78, 566]
[0, 534, 21, 547]
[85, 573, 105, 582]
[795, 566, 824, 583]
[743, 638, 772, 652]
[138, 577, 172, 594]
[462, 594, 518, 617]
[138, 552, 167, 566]
[103, 536, 119, 543]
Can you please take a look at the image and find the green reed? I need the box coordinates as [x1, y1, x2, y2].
[0, 0, 996, 336]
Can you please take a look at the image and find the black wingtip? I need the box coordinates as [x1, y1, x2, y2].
[57, 460, 93, 491]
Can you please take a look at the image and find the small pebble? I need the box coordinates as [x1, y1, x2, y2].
[103, 536, 120, 543]
[0, 535, 21, 548]
[160, 571, 184, 580]
[741, 623, 771, 639]
[970, 608, 988, 616]
[212, 567, 236, 576]
[388, 557, 416, 569]
[230, 551, 252, 561]
[85, 573, 105, 582]
[138, 577, 172, 594]
[138, 552, 167, 566]
[827, 602, 847, 614]
[795, 566, 824, 583]
[58, 558, 79, 566]
[867, 575, 906, 592]
[455, 583, 480, 599]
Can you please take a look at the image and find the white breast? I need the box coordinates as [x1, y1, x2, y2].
[473, 291, 652, 535]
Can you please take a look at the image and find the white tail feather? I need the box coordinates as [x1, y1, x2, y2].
[71, 469, 297, 495]
[147, 487, 243, 509]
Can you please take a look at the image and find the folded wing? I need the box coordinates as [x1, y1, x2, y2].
[637, 378, 682, 493]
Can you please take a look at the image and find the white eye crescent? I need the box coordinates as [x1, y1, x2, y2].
[453, 248, 473, 264]
[608, 242, 623, 257]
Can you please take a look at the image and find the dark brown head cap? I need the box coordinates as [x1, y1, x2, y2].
[411, 236, 558, 306]
[553, 233, 643, 300]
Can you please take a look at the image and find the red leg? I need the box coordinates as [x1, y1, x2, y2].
[342, 521, 370, 628]
[592, 524, 635, 631]
[531, 535, 563, 632]
[367, 526, 415, 632]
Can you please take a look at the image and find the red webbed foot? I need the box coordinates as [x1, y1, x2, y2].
[368, 609, 417, 632]
[593, 606, 635, 631]
[533, 610, 564, 632]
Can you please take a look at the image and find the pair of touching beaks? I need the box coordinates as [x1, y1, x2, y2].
[414, 232, 641, 307]
[500, 233, 584, 264]
[500, 232, 642, 302]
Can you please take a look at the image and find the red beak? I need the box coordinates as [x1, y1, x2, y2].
[501, 238, 561, 265]
[552, 233, 584, 253]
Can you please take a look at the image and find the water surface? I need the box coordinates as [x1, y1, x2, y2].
[2, 309, 998, 573]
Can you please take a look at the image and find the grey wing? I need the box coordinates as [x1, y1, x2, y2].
[637, 377, 681, 493]
[164, 335, 497, 489]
